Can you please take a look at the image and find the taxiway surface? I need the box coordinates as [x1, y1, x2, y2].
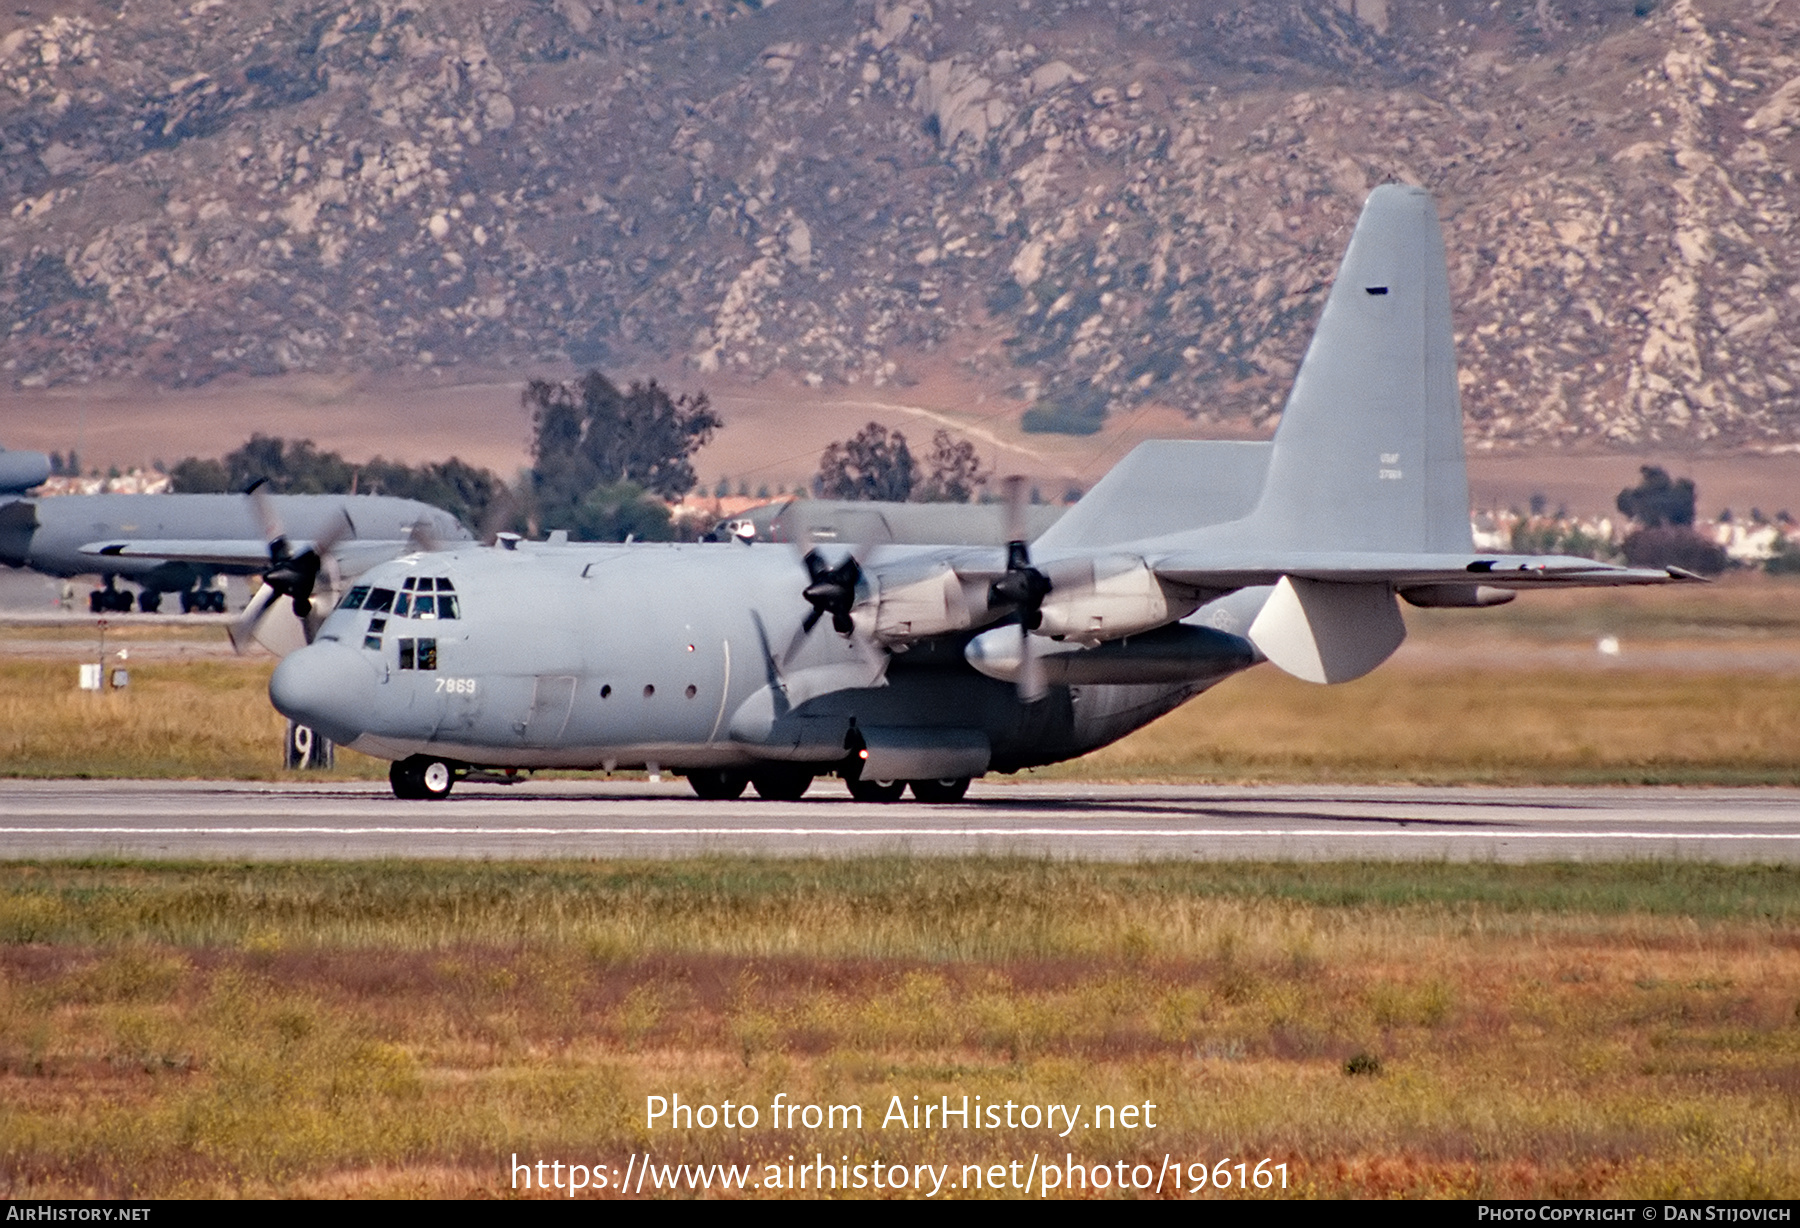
[2, 779, 1798, 861]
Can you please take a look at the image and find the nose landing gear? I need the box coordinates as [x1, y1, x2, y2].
[390, 755, 457, 799]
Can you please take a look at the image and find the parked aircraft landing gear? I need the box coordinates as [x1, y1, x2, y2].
[180, 589, 227, 613]
[390, 756, 456, 800]
[88, 579, 133, 614]
[137, 590, 161, 613]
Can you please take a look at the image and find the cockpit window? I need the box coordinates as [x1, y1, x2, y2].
[393, 592, 411, 617]
[438, 594, 459, 619]
[412, 594, 436, 619]
[339, 586, 370, 611]
[364, 588, 396, 614]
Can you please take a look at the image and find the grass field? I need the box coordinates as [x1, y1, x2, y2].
[1, 859, 1797, 1199]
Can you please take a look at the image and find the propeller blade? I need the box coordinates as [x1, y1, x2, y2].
[406, 516, 442, 554]
[227, 583, 280, 655]
[313, 507, 355, 558]
[245, 478, 288, 561]
[478, 484, 518, 546]
[777, 619, 814, 675]
[1001, 474, 1029, 548]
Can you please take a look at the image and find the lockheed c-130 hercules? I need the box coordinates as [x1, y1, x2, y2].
[266, 186, 1698, 801]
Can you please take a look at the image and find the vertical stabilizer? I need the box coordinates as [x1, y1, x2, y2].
[1246, 184, 1470, 554]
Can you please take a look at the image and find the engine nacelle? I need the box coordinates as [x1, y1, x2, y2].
[867, 563, 985, 643]
[0, 450, 51, 495]
[965, 622, 1256, 686]
[1034, 555, 1201, 644]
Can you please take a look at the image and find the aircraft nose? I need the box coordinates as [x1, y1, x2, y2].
[269, 642, 378, 746]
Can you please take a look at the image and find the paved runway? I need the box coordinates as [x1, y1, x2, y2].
[3, 778, 1800, 861]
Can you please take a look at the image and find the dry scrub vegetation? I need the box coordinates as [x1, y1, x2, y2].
[1, 860, 1798, 1199]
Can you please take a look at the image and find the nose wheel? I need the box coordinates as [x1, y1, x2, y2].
[390, 756, 456, 800]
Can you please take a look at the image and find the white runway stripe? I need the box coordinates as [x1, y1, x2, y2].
[7, 826, 1800, 840]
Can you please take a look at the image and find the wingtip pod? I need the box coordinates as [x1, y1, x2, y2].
[1247, 576, 1406, 685]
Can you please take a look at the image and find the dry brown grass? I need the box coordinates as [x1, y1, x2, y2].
[1064, 663, 1800, 784]
[0, 658, 384, 780]
[1, 860, 1797, 1199]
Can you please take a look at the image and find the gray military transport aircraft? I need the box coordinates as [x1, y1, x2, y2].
[0, 478, 468, 622]
[711, 497, 1066, 547]
[268, 185, 1697, 802]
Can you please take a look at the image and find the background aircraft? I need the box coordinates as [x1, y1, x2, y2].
[0, 481, 469, 616]
[0, 447, 52, 496]
[267, 186, 1695, 801]
[712, 498, 1068, 547]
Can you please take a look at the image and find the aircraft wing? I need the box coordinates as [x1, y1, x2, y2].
[1146, 550, 1693, 590]
[79, 538, 411, 576]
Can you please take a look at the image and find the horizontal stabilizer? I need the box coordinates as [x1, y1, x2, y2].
[1147, 551, 1691, 591]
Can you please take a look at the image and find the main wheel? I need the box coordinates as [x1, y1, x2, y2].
[137, 590, 161, 613]
[750, 767, 813, 801]
[847, 776, 905, 803]
[909, 777, 972, 803]
[688, 769, 748, 800]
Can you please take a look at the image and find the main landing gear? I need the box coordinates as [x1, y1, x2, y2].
[687, 769, 749, 800]
[847, 776, 972, 803]
[180, 588, 227, 613]
[683, 768, 972, 803]
[88, 578, 134, 614]
[390, 755, 456, 800]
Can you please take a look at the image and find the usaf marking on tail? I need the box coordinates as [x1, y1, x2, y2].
[266, 186, 1696, 802]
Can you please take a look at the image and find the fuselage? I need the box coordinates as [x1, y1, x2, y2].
[271, 540, 1260, 775]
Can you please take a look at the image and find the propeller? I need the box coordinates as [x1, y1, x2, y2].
[228, 480, 355, 653]
[778, 537, 885, 677]
[801, 549, 861, 636]
[989, 476, 1053, 702]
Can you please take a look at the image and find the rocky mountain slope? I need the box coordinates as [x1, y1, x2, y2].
[2, 0, 1797, 447]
